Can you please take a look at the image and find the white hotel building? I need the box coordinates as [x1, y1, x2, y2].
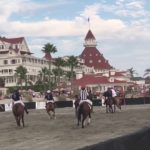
[0, 29, 135, 93]
[0, 37, 50, 87]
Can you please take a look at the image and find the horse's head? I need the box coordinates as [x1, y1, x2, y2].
[74, 99, 80, 109]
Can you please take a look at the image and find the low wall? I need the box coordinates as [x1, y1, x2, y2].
[0, 97, 150, 112]
[79, 127, 150, 150]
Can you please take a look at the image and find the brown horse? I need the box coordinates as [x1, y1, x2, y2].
[74, 96, 80, 118]
[113, 96, 122, 112]
[46, 102, 56, 119]
[105, 97, 114, 113]
[77, 102, 92, 128]
[12, 103, 25, 127]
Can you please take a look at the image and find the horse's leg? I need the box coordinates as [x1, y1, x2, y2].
[109, 103, 113, 113]
[113, 104, 116, 113]
[15, 116, 19, 126]
[17, 116, 21, 126]
[22, 114, 25, 127]
[106, 104, 108, 113]
[77, 112, 81, 126]
[82, 115, 86, 128]
[53, 109, 56, 119]
[87, 112, 91, 125]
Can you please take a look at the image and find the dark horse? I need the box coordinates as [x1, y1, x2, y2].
[104, 96, 122, 113]
[12, 103, 25, 127]
[74, 96, 80, 118]
[113, 96, 122, 112]
[77, 102, 92, 128]
[46, 102, 56, 119]
[105, 97, 114, 113]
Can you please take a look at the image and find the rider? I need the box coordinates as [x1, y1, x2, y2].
[103, 87, 112, 104]
[111, 87, 117, 102]
[45, 90, 54, 105]
[12, 89, 29, 114]
[79, 86, 93, 109]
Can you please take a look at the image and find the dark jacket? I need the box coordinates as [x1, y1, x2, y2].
[103, 90, 112, 98]
[12, 91, 20, 101]
[45, 93, 54, 101]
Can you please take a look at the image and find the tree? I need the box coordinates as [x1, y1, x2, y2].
[66, 56, 78, 89]
[127, 67, 137, 78]
[53, 57, 65, 85]
[38, 67, 49, 92]
[42, 43, 57, 90]
[65, 71, 76, 81]
[144, 68, 150, 77]
[15, 65, 28, 89]
[144, 68, 150, 84]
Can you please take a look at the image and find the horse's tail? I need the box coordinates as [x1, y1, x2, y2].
[78, 104, 83, 122]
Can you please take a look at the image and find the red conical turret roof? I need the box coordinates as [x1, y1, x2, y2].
[81, 29, 113, 70]
[84, 29, 96, 40]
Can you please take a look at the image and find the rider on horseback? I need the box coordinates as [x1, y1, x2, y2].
[78, 86, 93, 110]
[103, 86, 117, 104]
[45, 90, 54, 105]
[12, 89, 29, 114]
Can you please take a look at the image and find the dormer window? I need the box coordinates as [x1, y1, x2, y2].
[89, 60, 93, 63]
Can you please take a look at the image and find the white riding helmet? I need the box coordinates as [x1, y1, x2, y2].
[47, 90, 51, 93]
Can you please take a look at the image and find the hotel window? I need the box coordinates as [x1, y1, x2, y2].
[11, 59, 16, 64]
[15, 45, 18, 49]
[0, 45, 4, 49]
[4, 60, 8, 64]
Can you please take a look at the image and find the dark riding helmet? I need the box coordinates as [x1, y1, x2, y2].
[81, 85, 86, 90]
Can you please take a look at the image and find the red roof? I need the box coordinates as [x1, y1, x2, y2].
[85, 30, 96, 40]
[73, 74, 132, 86]
[80, 47, 113, 69]
[0, 37, 24, 44]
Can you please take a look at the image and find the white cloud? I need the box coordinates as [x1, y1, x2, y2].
[0, 1, 150, 76]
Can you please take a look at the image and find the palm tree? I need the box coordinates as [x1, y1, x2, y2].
[144, 68, 150, 84]
[66, 56, 78, 89]
[42, 43, 57, 90]
[53, 57, 65, 85]
[38, 67, 49, 91]
[15, 65, 28, 89]
[65, 71, 76, 81]
[144, 68, 150, 77]
[127, 67, 137, 79]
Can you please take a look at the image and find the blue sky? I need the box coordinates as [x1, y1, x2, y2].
[0, 0, 150, 76]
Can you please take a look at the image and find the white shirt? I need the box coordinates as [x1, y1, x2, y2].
[111, 89, 117, 97]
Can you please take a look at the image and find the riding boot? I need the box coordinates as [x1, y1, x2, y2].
[24, 106, 29, 114]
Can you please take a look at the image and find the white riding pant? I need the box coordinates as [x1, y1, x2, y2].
[13, 100, 25, 107]
[79, 99, 93, 106]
